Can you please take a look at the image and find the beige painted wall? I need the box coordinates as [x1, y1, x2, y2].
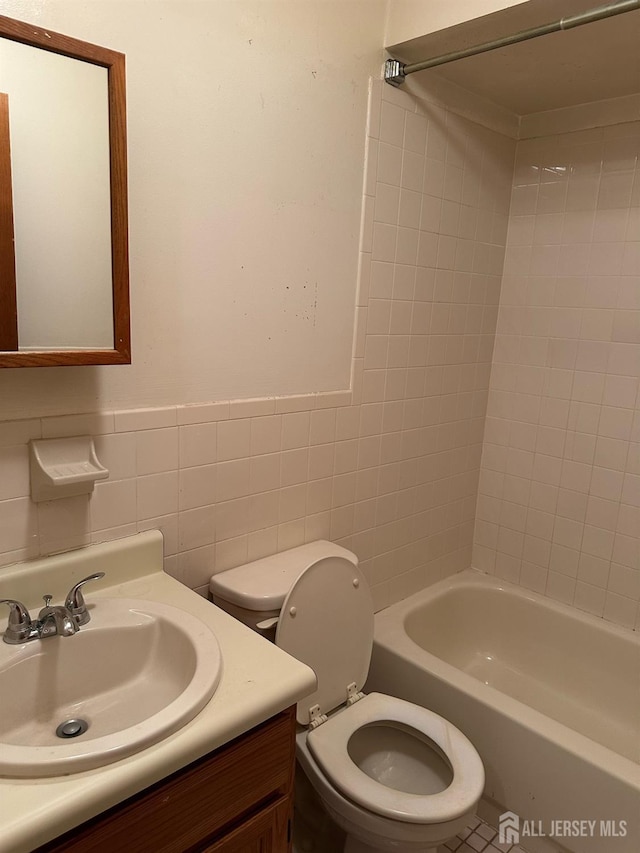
[0, 78, 515, 613]
[0, 0, 386, 419]
[385, 0, 528, 47]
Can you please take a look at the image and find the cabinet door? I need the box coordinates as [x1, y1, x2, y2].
[36, 708, 296, 853]
[200, 796, 291, 853]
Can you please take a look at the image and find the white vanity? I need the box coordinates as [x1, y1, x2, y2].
[0, 531, 316, 852]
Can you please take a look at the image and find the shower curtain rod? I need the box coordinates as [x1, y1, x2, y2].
[385, 0, 640, 86]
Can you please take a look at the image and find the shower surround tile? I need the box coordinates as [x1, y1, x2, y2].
[473, 120, 640, 629]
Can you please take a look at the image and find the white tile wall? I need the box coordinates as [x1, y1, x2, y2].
[353, 80, 515, 606]
[473, 119, 640, 630]
[0, 80, 514, 610]
[3, 83, 637, 633]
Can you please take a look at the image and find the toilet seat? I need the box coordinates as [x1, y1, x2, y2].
[307, 692, 485, 824]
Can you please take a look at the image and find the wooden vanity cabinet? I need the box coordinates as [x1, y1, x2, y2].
[36, 707, 296, 853]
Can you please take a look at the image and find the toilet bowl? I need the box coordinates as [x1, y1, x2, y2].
[298, 694, 483, 852]
[209, 541, 484, 853]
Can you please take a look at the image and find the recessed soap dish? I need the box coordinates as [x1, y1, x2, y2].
[30, 436, 109, 502]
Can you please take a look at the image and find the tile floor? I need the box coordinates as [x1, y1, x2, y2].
[438, 814, 529, 853]
[293, 803, 530, 853]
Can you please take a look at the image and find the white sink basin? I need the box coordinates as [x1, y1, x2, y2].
[0, 598, 222, 777]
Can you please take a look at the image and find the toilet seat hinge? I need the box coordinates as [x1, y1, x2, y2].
[346, 682, 364, 706]
[308, 704, 328, 729]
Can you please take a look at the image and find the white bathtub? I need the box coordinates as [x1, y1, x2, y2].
[366, 570, 640, 853]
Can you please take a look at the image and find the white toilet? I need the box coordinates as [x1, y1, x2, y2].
[209, 541, 484, 853]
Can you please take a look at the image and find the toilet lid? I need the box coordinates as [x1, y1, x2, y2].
[275, 556, 374, 726]
[307, 692, 485, 823]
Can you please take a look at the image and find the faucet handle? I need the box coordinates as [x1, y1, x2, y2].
[0, 599, 34, 644]
[64, 572, 105, 626]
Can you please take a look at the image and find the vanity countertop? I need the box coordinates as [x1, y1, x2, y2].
[0, 532, 316, 853]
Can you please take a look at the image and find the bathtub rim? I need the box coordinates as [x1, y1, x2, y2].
[372, 568, 640, 788]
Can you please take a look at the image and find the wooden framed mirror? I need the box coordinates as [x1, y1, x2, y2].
[0, 15, 130, 368]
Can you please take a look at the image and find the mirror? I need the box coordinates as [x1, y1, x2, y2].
[0, 15, 130, 368]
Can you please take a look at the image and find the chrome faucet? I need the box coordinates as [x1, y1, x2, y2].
[37, 595, 78, 638]
[64, 572, 106, 626]
[0, 571, 105, 644]
[0, 599, 37, 644]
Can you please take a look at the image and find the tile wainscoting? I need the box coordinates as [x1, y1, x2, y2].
[0, 79, 515, 609]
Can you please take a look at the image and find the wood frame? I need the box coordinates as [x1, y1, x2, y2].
[0, 92, 18, 350]
[0, 15, 130, 368]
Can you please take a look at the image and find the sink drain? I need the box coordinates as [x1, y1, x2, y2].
[56, 718, 89, 739]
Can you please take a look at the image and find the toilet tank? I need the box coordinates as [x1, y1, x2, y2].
[209, 540, 358, 636]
